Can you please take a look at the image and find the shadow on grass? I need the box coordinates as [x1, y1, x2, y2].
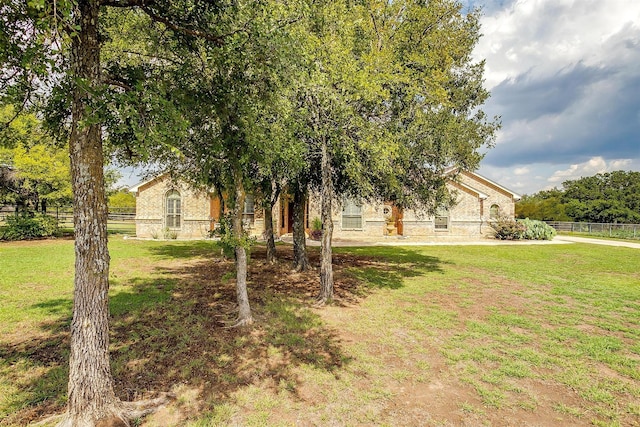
[0, 331, 69, 424]
[31, 298, 72, 318]
[2, 243, 443, 425]
[146, 240, 220, 260]
[332, 245, 445, 292]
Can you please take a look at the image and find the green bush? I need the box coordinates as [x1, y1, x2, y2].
[491, 216, 557, 241]
[490, 216, 527, 240]
[209, 215, 255, 260]
[0, 213, 60, 240]
[310, 217, 322, 240]
[519, 218, 557, 240]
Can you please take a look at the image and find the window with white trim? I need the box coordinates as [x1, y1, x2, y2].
[166, 190, 181, 229]
[243, 195, 255, 227]
[342, 199, 363, 229]
[434, 206, 449, 230]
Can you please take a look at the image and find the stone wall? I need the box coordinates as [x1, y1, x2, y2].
[135, 171, 518, 241]
[308, 172, 518, 240]
[134, 175, 266, 239]
[459, 171, 517, 219]
[134, 176, 211, 239]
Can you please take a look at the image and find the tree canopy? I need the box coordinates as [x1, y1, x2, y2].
[1, 0, 499, 424]
[516, 171, 640, 223]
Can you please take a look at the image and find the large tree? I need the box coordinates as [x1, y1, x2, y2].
[0, 107, 73, 211]
[290, 0, 498, 303]
[516, 189, 570, 221]
[562, 171, 640, 223]
[1, 0, 239, 424]
[102, 0, 307, 325]
[0, 142, 73, 211]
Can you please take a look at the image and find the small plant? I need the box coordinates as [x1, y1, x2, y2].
[163, 227, 178, 240]
[310, 217, 322, 240]
[490, 216, 526, 240]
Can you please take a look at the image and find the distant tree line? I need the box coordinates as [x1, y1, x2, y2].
[516, 171, 640, 224]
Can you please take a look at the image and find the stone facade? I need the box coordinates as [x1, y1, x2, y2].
[132, 175, 267, 239]
[307, 170, 520, 240]
[132, 171, 519, 240]
[132, 176, 211, 239]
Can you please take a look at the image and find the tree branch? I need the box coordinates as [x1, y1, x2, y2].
[103, 77, 133, 91]
[141, 6, 226, 46]
[101, 0, 148, 7]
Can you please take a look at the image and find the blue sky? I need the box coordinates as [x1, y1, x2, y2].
[467, 0, 640, 195]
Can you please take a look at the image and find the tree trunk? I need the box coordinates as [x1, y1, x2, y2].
[264, 203, 277, 264]
[216, 187, 225, 218]
[292, 182, 311, 272]
[318, 137, 334, 304]
[232, 167, 253, 326]
[59, 0, 121, 424]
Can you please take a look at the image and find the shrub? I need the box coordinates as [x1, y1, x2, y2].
[490, 216, 526, 240]
[520, 218, 556, 240]
[310, 217, 322, 240]
[0, 213, 60, 240]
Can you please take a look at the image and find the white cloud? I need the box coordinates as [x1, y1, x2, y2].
[475, 0, 640, 89]
[546, 156, 631, 183]
[471, 0, 640, 195]
[610, 159, 633, 169]
[513, 167, 529, 175]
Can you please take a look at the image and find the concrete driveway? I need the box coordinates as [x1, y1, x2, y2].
[281, 234, 640, 248]
[553, 235, 640, 249]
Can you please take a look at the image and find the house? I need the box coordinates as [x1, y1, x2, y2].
[130, 171, 520, 240]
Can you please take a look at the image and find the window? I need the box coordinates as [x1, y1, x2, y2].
[243, 195, 255, 227]
[342, 199, 363, 229]
[434, 207, 449, 230]
[490, 204, 500, 220]
[166, 190, 181, 229]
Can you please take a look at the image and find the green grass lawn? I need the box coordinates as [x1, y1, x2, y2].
[1, 239, 639, 426]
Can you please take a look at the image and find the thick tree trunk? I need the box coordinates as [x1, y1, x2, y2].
[57, 3, 173, 425]
[264, 203, 276, 264]
[318, 137, 334, 304]
[59, 0, 120, 425]
[232, 167, 253, 326]
[292, 183, 311, 272]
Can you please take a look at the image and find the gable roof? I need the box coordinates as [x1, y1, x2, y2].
[448, 168, 521, 201]
[129, 173, 168, 195]
[453, 180, 489, 200]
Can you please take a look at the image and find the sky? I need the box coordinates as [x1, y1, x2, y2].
[466, 0, 640, 195]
